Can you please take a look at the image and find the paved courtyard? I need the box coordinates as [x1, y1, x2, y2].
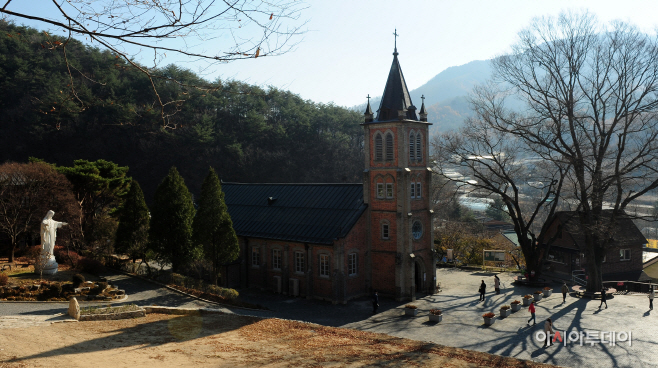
[342, 269, 656, 368]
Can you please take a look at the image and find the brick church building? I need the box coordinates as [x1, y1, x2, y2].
[221, 46, 437, 303]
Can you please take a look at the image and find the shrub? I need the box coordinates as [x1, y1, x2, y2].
[534, 290, 543, 294]
[206, 284, 222, 295]
[523, 294, 533, 299]
[0, 273, 8, 286]
[482, 312, 495, 318]
[71, 274, 85, 287]
[97, 282, 108, 290]
[500, 305, 511, 310]
[171, 273, 185, 287]
[429, 309, 442, 315]
[543, 286, 552, 290]
[78, 257, 104, 275]
[511, 300, 521, 304]
[48, 283, 63, 298]
[404, 304, 417, 309]
[26, 245, 42, 263]
[220, 288, 239, 300]
[54, 247, 81, 268]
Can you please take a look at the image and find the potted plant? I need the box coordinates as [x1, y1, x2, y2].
[499, 305, 511, 318]
[522, 295, 533, 306]
[511, 300, 522, 312]
[543, 286, 553, 297]
[428, 309, 442, 322]
[533, 290, 543, 302]
[482, 312, 496, 326]
[404, 304, 418, 316]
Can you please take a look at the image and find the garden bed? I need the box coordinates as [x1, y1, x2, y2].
[0, 268, 124, 302]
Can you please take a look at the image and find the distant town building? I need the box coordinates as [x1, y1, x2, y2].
[220, 46, 437, 303]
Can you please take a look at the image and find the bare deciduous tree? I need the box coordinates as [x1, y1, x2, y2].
[0, 0, 307, 128]
[433, 116, 566, 279]
[0, 162, 81, 262]
[470, 12, 658, 291]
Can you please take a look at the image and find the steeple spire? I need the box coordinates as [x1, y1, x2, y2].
[364, 94, 374, 123]
[419, 95, 428, 122]
[376, 39, 417, 121]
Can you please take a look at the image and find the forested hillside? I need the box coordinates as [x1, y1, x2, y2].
[0, 21, 364, 202]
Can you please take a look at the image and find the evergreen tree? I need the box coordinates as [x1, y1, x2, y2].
[193, 168, 239, 285]
[485, 198, 510, 222]
[149, 167, 196, 272]
[115, 180, 150, 263]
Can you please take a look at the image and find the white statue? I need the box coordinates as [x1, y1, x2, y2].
[36, 210, 67, 275]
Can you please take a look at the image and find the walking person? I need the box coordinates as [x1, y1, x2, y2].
[561, 282, 569, 303]
[479, 280, 486, 301]
[494, 275, 501, 295]
[599, 286, 608, 309]
[527, 301, 536, 325]
[543, 318, 553, 347]
[649, 286, 655, 310]
[372, 291, 379, 314]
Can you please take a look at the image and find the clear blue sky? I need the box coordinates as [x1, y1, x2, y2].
[5, 0, 658, 107]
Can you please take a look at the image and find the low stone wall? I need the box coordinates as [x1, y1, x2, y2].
[72, 305, 226, 321]
[144, 306, 225, 315]
[79, 309, 146, 321]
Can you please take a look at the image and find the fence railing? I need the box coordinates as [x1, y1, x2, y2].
[603, 280, 657, 294]
[572, 270, 587, 287]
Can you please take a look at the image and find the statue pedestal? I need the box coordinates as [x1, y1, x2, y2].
[35, 252, 58, 275]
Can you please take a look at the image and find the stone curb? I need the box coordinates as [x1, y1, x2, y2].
[106, 267, 265, 312]
[79, 309, 146, 321]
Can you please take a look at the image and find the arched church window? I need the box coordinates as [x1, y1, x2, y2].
[385, 133, 394, 161]
[375, 133, 383, 161]
[412, 221, 423, 240]
[409, 132, 415, 162]
[416, 133, 422, 161]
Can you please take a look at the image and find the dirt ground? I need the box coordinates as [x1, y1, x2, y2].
[0, 313, 559, 368]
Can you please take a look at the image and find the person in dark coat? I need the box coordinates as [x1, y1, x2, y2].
[649, 286, 654, 310]
[372, 291, 379, 314]
[599, 286, 608, 309]
[561, 282, 569, 303]
[479, 280, 486, 301]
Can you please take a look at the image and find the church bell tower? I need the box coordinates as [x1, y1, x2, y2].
[363, 41, 436, 301]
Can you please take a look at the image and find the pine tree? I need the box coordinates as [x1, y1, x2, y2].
[115, 180, 150, 263]
[193, 168, 239, 285]
[149, 167, 196, 272]
[485, 197, 510, 222]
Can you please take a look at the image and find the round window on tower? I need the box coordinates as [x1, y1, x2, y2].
[412, 221, 423, 240]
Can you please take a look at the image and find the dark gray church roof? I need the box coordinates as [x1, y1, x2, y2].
[376, 49, 418, 121]
[222, 183, 367, 245]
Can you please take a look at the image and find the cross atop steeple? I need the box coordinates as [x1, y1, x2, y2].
[393, 28, 399, 55]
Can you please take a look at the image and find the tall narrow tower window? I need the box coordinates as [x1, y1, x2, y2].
[416, 133, 422, 161]
[409, 132, 415, 162]
[375, 133, 383, 161]
[385, 133, 394, 161]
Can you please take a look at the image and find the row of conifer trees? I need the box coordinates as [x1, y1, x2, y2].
[117, 167, 238, 285]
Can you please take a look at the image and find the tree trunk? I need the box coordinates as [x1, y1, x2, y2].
[585, 253, 602, 292]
